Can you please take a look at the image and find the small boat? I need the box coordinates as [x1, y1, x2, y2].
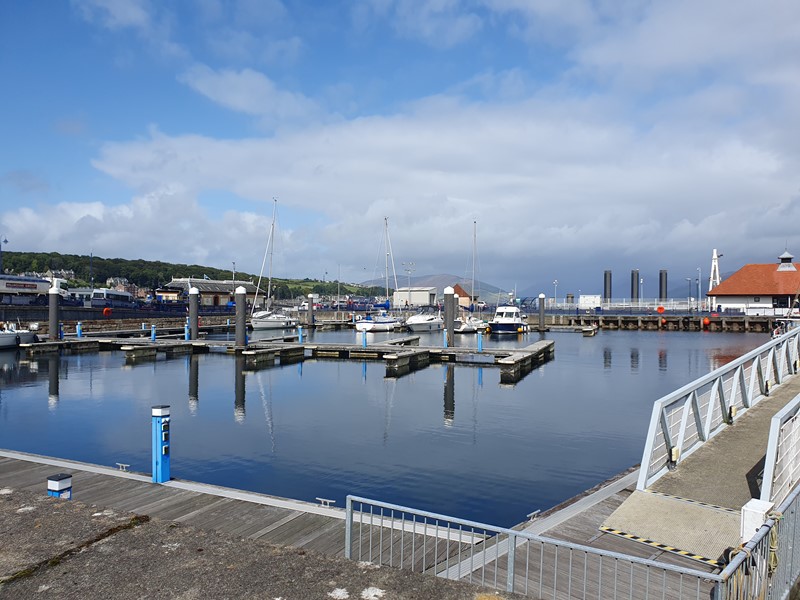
[454, 313, 483, 334]
[0, 322, 37, 348]
[486, 305, 528, 334]
[406, 311, 444, 332]
[355, 310, 402, 332]
[250, 199, 297, 331]
[251, 310, 298, 330]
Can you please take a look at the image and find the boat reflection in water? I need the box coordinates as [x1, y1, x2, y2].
[0, 330, 768, 527]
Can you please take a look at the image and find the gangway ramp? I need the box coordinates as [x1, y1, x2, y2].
[602, 373, 800, 565]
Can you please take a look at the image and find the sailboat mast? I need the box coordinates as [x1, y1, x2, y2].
[252, 198, 277, 317]
[384, 217, 390, 302]
[471, 220, 476, 309]
[266, 198, 276, 303]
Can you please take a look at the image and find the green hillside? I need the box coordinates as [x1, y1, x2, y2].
[1, 251, 386, 299]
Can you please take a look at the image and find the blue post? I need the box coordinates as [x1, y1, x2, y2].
[151, 405, 171, 483]
[150, 324, 156, 341]
[362, 331, 367, 348]
[47, 473, 72, 500]
[184, 321, 190, 341]
[76, 322, 83, 338]
[142, 322, 146, 330]
[477, 331, 483, 352]
[443, 328, 448, 348]
[297, 326, 303, 343]
[58, 323, 64, 340]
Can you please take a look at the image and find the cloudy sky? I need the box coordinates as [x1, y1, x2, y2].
[1, 0, 799, 299]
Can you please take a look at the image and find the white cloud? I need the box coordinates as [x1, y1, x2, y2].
[178, 64, 320, 125]
[72, 0, 151, 30]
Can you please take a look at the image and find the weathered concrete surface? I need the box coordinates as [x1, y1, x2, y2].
[0, 488, 520, 600]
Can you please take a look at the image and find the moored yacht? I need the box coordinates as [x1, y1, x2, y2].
[486, 305, 528, 334]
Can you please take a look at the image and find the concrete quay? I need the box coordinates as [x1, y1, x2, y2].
[0, 484, 521, 600]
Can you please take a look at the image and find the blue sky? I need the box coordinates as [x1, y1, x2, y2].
[1, 0, 799, 299]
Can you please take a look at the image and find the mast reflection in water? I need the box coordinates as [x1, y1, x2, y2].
[0, 330, 766, 527]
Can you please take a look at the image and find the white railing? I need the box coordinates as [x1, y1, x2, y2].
[762, 394, 800, 507]
[638, 328, 800, 490]
[345, 495, 720, 598]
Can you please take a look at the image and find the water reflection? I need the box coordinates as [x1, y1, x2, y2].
[188, 355, 199, 414]
[658, 349, 668, 372]
[630, 348, 639, 372]
[603, 347, 612, 369]
[444, 364, 455, 426]
[234, 355, 246, 423]
[48, 354, 59, 409]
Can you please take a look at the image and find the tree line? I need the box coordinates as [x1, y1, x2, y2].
[1, 251, 388, 299]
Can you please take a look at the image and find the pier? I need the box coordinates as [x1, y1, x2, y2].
[2, 325, 799, 598]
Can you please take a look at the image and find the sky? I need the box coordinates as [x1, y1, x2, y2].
[1, 0, 799, 300]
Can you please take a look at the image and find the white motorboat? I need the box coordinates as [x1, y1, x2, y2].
[405, 312, 443, 332]
[454, 314, 484, 334]
[0, 323, 37, 348]
[486, 305, 529, 334]
[355, 311, 402, 332]
[251, 310, 298, 330]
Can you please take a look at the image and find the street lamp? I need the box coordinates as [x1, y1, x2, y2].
[402, 262, 415, 309]
[553, 279, 558, 307]
[640, 278, 644, 308]
[0, 236, 7, 274]
[697, 267, 702, 312]
[686, 277, 692, 314]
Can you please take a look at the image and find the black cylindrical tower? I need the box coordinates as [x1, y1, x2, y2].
[603, 270, 612, 301]
[659, 270, 668, 301]
[631, 269, 640, 302]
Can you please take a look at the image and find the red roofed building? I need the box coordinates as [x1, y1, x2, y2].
[452, 283, 474, 309]
[708, 251, 800, 315]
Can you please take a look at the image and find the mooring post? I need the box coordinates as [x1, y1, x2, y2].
[48, 286, 60, 341]
[362, 330, 367, 348]
[58, 322, 64, 340]
[477, 330, 483, 352]
[297, 325, 304, 343]
[307, 293, 315, 325]
[76, 321, 83, 338]
[235, 286, 247, 347]
[184, 320, 190, 341]
[151, 405, 171, 483]
[189, 286, 199, 340]
[538, 293, 546, 332]
[444, 286, 455, 347]
[47, 473, 72, 500]
[150, 324, 156, 342]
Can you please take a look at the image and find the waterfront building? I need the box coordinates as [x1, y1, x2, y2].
[159, 277, 262, 307]
[708, 251, 800, 315]
[392, 286, 437, 308]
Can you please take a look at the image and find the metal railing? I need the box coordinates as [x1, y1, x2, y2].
[345, 495, 721, 598]
[718, 480, 800, 599]
[638, 327, 800, 490]
[762, 394, 800, 506]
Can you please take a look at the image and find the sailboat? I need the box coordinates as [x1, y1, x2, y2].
[251, 199, 298, 331]
[355, 217, 402, 332]
[455, 220, 485, 334]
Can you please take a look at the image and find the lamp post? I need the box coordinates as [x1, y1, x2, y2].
[686, 277, 692, 314]
[402, 262, 415, 309]
[0, 236, 7, 274]
[553, 279, 558, 307]
[640, 278, 644, 308]
[697, 267, 702, 312]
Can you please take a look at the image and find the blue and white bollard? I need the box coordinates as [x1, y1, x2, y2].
[443, 328, 448, 348]
[142, 322, 147, 330]
[47, 473, 72, 500]
[184, 321, 190, 341]
[76, 322, 83, 338]
[362, 331, 367, 348]
[151, 324, 156, 341]
[477, 331, 483, 352]
[297, 326, 303, 343]
[151, 405, 171, 483]
[58, 323, 64, 340]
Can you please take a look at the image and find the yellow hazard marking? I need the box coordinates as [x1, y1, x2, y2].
[645, 490, 738, 514]
[599, 527, 725, 567]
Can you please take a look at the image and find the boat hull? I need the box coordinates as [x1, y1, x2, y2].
[355, 320, 400, 332]
[0, 330, 36, 348]
[487, 322, 528, 334]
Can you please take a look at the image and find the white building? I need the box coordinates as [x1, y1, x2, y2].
[393, 287, 437, 308]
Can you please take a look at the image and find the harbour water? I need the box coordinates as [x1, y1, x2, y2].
[0, 329, 767, 527]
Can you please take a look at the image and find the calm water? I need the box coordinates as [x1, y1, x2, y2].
[0, 329, 766, 527]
